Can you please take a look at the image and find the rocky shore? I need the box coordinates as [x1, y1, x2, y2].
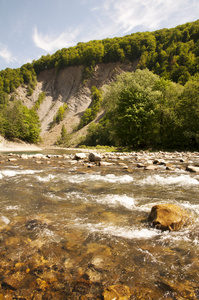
[1, 148, 199, 174]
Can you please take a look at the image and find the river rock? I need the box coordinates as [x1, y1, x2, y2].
[144, 164, 158, 170]
[103, 284, 131, 300]
[148, 204, 189, 231]
[99, 161, 115, 166]
[153, 159, 166, 165]
[89, 152, 102, 162]
[8, 157, 17, 162]
[186, 165, 199, 172]
[20, 154, 29, 159]
[74, 153, 87, 160]
[2, 276, 21, 290]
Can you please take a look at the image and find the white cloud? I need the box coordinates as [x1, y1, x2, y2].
[0, 46, 13, 63]
[92, 0, 199, 35]
[33, 27, 80, 53]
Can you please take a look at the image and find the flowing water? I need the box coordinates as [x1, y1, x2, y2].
[0, 151, 199, 299]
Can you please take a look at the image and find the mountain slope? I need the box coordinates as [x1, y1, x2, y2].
[1, 19, 199, 146]
[15, 62, 137, 146]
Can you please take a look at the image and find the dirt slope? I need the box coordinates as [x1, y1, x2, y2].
[15, 62, 137, 146]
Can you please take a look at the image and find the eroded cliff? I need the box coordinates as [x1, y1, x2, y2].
[15, 62, 137, 146]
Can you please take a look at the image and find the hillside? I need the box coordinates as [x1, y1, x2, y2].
[15, 62, 136, 146]
[0, 19, 199, 148]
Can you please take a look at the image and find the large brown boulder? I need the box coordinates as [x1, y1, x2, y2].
[148, 204, 189, 231]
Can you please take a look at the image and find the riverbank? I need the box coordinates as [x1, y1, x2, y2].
[0, 136, 42, 152]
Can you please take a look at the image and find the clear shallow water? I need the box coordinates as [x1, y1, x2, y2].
[0, 153, 199, 299]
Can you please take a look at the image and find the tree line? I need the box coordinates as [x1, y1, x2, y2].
[32, 19, 199, 85]
[82, 69, 199, 150]
[0, 19, 199, 145]
[1, 19, 198, 95]
[0, 95, 40, 143]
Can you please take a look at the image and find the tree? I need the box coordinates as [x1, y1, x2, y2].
[87, 69, 185, 149]
[113, 83, 157, 147]
[56, 124, 70, 146]
[0, 92, 9, 106]
[78, 87, 102, 129]
[153, 78, 183, 147]
[102, 69, 161, 147]
[52, 103, 68, 125]
[4, 101, 41, 143]
[177, 74, 199, 147]
[61, 124, 67, 139]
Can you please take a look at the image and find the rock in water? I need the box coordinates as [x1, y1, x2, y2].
[186, 165, 199, 173]
[148, 204, 189, 231]
[74, 153, 87, 160]
[103, 284, 131, 300]
[89, 152, 102, 162]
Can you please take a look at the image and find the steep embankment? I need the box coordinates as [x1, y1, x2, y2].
[16, 62, 137, 146]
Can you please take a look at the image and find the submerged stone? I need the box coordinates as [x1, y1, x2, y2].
[148, 203, 189, 231]
[103, 284, 131, 300]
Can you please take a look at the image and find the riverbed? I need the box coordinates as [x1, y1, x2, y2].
[0, 150, 199, 299]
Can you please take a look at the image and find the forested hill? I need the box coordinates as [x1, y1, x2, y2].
[1, 19, 199, 94]
[33, 19, 199, 84]
[0, 19, 199, 148]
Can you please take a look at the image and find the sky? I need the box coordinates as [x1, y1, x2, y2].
[0, 0, 199, 71]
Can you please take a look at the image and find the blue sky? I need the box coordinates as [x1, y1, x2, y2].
[0, 0, 199, 71]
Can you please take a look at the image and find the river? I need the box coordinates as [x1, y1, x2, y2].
[0, 150, 199, 299]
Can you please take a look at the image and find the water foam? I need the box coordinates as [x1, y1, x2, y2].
[47, 190, 135, 210]
[180, 202, 199, 216]
[95, 194, 135, 210]
[68, 173, 134, 184]
[101, 225, 159, 239]
[36, 174, 56, 182]
[1, 216, 10, 224]
[0, 169, 42, 178]
[6, 205, 20, 210]
[75, 220, 159, 239]
[159, 229, 192, 244]
[141, 174, 199, 186]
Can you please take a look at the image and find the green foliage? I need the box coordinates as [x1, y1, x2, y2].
[61, 124, 67, 139]
[82, 117, 114, 146]
[79, 144, 116, 152]
[1, 20, 199, 98]
[1, 100, 41, 143]
[101, 70, 161, 147]
[56, 124, 70, 146]
[78, 86, 102, 129]
[83, 69, 199, 150]
[33, 92, 46, 110]
[0, 92, 9, 106]
[176, 74, 199, 146]
[27, 86, 34, 96]
[29, 20, 199, 86]
[0, 63, 37, 96]
[82, 64, 95, 83]
[1, 19, 199, 148]
[55, 103, 68, 123]
[50, 103, 68, 129]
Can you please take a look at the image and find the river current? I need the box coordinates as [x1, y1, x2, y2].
[0, 150, 199, 299]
